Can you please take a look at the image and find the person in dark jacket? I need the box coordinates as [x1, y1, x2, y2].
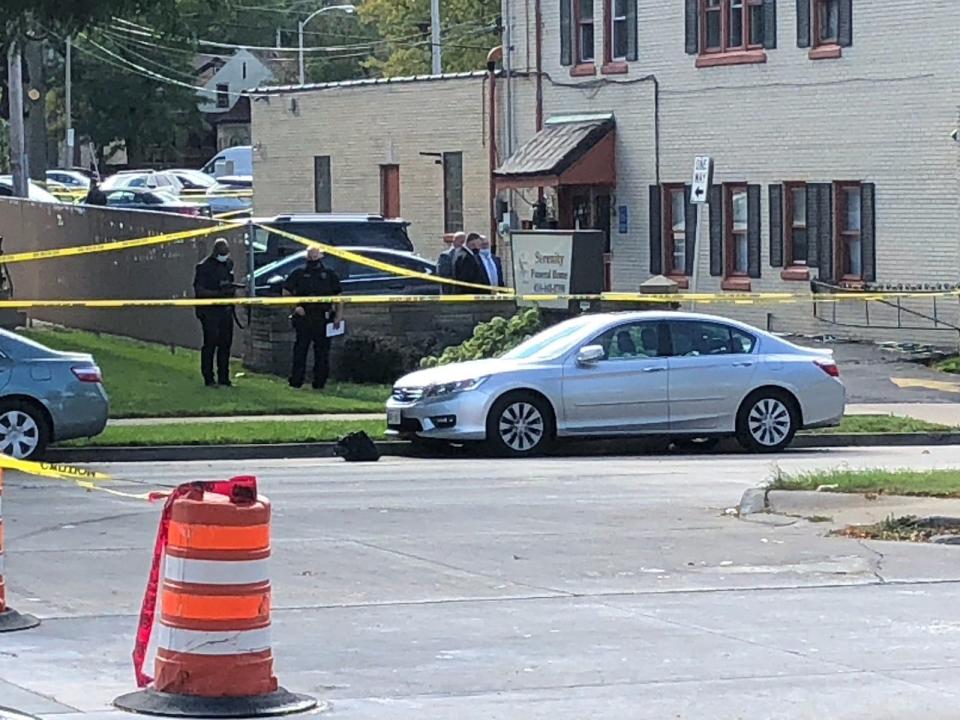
[83, 180, 107, 206]
[283, 246, 343, 390]
[453, 232, 488, 291]
[477, 235, 504, 287]
[436, 232, 465, 295]
[193, 239, 237, 387]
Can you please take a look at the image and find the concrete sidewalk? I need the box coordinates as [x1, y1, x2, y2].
[108, 412, 383, 426]
[846, 403, 960, 427]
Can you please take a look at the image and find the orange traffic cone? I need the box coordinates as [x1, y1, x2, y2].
[0, 470, 40, 633]
[114, 477, 317, 717]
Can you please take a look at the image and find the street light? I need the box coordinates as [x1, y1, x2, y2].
[298, 4, 357, 85]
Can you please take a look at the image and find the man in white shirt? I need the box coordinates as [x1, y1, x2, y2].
[477, 235, 504, 289]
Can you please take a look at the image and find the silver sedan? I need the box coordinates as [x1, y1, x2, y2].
[386, 311, 845, 456]
[0, 330, 109, 459]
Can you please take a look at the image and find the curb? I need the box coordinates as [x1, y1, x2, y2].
[46, 432, 960, 464]
[793, 432, 960, 448]
[45, 442, 417, 463]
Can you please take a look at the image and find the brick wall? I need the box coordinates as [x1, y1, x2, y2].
[244, 301, 519, 381]
[252, 74, 510, 261]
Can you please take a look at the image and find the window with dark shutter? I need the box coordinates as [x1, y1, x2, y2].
[696, 0, 770, 55]
[685, 0, 699, 54]
[814, 183, 833, 282]
[684, 185, 698, 277]
[604, 0, 637, 65]
[861, 183, 876, 282]
[708, 185, 723, 276]
[625, 0, 638, 60]
[648, 185, 663, 275]
[810, 0, 850, 49]
[796, 0, 811, 47]
[747, 185, 762, 279]
[769, 185, 783, 268]
[661, 184, 687, 276]
[836, 182, 863, 281]
[560, 0, 573, 66]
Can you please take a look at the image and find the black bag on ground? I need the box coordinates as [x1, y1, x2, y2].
[335, 431, 380, 462]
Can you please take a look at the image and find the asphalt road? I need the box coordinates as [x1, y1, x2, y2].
[812, 338, 960, 403]
[4, 449, 960, 719]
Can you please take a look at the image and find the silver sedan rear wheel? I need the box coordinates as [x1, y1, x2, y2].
[0, 408, 42, 459]
[737, 391, 797, 453]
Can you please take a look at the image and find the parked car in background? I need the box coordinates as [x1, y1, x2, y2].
[45, 170, 91, 190]
[101, 170, 184, 195]
[386, 312, 846, 457]
[254, 247, 438, 296]
[0, 330, 108, 459]
[201, 146, 252, 178]
[169, 169, 218, 192]
[252, 214, 415, 269]
[104, 188, 212, 217]
[205, 175, 252, 215]
[0, 177, 62, 203]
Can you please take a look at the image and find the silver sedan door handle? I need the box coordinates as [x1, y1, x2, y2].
[642, 366, 667, 373]
[733, 361, 754, 368]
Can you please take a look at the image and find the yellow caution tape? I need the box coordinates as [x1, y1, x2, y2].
[213, 209, 252, 220]
[0, 290, 955, 309]
[0, 454, 155, 500]
[0, 223, 242, 264]
[260, 224, 511, 295]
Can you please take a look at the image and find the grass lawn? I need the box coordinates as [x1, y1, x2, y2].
[809, 414, 955, 435]
[770, 468, 960, 498]
[935, 357, 960, 374]
[23, 327, 390, 419]
[62, 419, 387, 447]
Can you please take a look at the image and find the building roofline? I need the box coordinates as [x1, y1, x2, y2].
[250, 69, 501, 95]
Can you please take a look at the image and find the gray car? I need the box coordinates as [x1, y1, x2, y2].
[386, 311, 846, 456]
[0, 331, 109, 459]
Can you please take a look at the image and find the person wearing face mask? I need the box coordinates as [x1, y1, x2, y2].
[477, 235, 504, 288]
[283, 246, 343, 390]
[193, 238, 238, 387]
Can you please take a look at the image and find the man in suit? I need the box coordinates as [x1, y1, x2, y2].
[477, 235, 504, 288]
[454, 232, 487, 291]
[436, 232, 465, 294]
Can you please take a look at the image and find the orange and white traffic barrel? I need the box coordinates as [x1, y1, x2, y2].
[115, 478, 317, 717]
[0, 469, 40, 633]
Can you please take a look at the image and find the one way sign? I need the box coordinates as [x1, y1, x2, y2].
[691, 156, 714, 204]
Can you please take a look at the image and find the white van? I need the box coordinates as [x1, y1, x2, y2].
[201, 146, 252, 178]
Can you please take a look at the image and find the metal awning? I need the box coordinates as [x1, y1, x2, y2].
[494, 113, 616, 190]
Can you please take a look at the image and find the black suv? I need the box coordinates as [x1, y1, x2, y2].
[251, 214, 414, 269]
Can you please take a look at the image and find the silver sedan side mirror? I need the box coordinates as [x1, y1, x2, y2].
[576, 345, 605, 367]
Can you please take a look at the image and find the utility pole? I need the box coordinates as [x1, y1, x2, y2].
[7, 43, 27, 198]
[65, 36, 74, 167]
[430, 0, 442, 75]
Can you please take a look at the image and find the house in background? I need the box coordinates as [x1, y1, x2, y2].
[198, 49, 274, 151]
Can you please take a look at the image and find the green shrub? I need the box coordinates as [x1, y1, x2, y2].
[335, 332, 435, 384]
[420, 308, 542, 368]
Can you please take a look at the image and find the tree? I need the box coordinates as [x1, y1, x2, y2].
[358, 0, 500, 77]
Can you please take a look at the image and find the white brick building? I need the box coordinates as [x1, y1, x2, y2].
[496, 0, 959, 332]
[251, 0, 960, 338]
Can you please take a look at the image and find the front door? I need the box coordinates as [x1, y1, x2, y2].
[562, 320, 669, 435]
[667, 320, 759, 432]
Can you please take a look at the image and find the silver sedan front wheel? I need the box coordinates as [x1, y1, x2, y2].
[737, 392, 797, 453]
[487, 393, 553, 457]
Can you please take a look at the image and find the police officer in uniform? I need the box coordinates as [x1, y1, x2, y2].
[283, 246, 343, 389]
[193, 238, 237, 387]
